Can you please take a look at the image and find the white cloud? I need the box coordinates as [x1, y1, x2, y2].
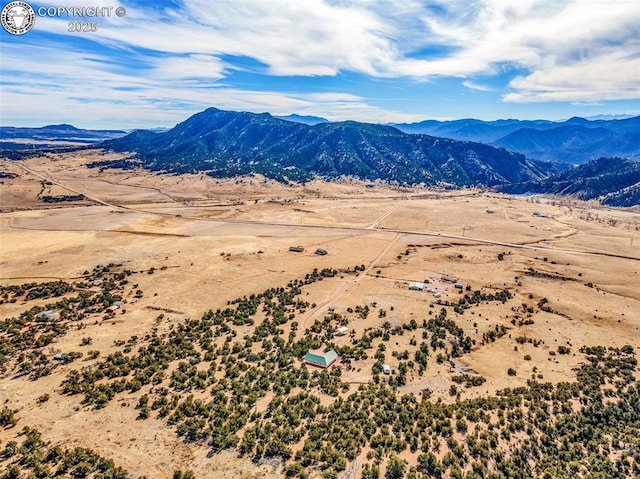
[148, 54, 226, 82]
[504, 50, 640, 103]
[462, 81, 494, 92]
[93, 0, 640, 103]
[0, 41, 421, 128]
[412, 0, 640, 103]
[1, 0, 638, 126]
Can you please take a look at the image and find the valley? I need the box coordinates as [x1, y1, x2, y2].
[1, 151, 639, 478]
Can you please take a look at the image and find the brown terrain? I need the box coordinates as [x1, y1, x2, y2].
[1, 150, 639, 478]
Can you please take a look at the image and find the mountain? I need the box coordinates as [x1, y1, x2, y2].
[274, 114, 329, 125]
[495, 119, 640, 164]
[497, 157, 640, 207]
[0, 124, 127, 143]
[101, 107, 550, 186]
[393, 118, 555, 143]
[393, 116, 640, 164]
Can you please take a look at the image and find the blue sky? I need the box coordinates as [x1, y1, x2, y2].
[1, 0, 639, 129]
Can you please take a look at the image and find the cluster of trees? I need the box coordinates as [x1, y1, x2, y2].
[452, 375, 486, 388]
[442, 289, 513, 316]
[0, 264, 142, 377]
[3, 264, 639, 478]
[0, 406, 18, 428]
[40, 194, 85, 203]
[0, 311, 66, 377]
[48, 268, 640, 478]
[0, 280, 74, 304]
[0, 426, 130, 478]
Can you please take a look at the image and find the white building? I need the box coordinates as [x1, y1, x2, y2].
[335, 326, 349, 336]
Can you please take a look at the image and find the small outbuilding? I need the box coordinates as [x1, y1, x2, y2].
[289, 246, 304, 253]
[304, 349, 339, 368]
[409, 282, 425, 291]
[315, 248, 328, 256]
[335, 326, 349, 336]
[442, 274, 458, 283]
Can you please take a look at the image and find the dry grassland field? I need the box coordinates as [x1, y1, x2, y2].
[1, 151, 639, 478]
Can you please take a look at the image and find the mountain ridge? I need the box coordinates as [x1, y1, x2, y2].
[101, 107, 550, 186]
[497, 157, 640, 207]
[0, 124, 127, 143]
[393, 116, 640, 164]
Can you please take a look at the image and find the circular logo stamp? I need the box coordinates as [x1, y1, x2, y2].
[1, 1, 35, 35]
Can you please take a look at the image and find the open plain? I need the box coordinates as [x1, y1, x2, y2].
[1, 151, 639, 478]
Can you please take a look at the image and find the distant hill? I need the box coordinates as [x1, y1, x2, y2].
[274, 114, 329, 125]
[497, 157, 640, 207]
[393, 118, 554, 143]
[393, 116, 640, 164]
[0, 124, 127, 143]
[101, 107, 550, 186]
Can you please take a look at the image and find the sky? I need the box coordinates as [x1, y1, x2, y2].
[1, 0, 639, 129]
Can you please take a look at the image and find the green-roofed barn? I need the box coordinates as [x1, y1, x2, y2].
[304, 349, 339, 368]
